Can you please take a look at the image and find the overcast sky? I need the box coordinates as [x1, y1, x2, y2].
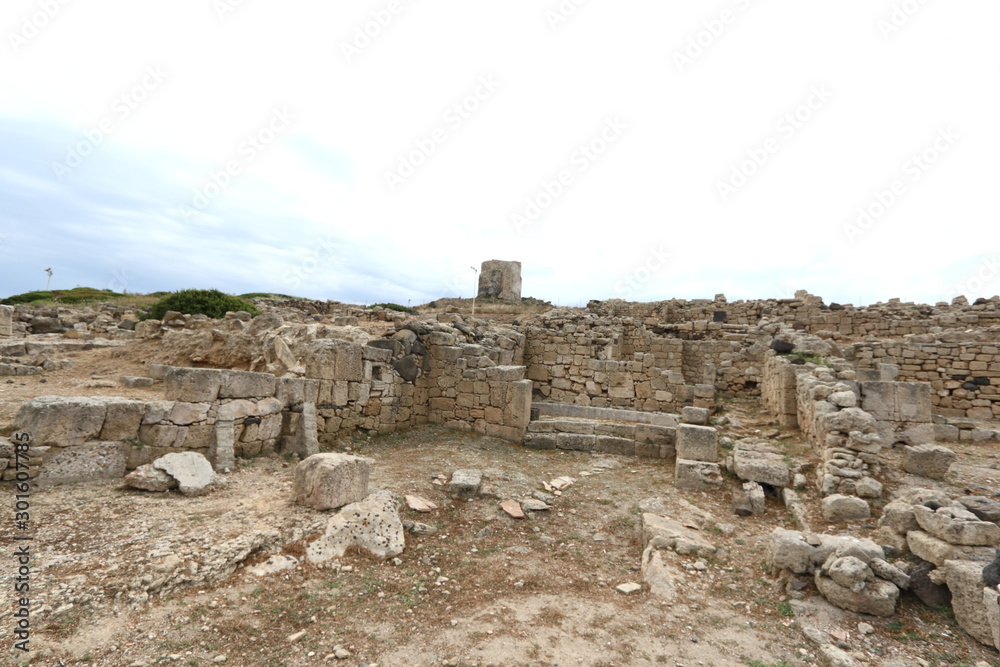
[1, 1, 997, 308]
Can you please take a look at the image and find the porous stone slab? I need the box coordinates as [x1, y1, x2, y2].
[675, 424, 718, 462]
[306, 490, 404, 563]
[822, 495, 871, 522]
[641, 545, 685, 601]
[292, 453, 371, 510]
[902, 444, 956, 479]
[36, 441, 127, 486]
[125, 463, 179, 491]
[912, 505, 1000, 546]
[674, 458, 722, 490]
[153, 451, 217, 496]
[99, 398, 146, 441]
[449, 469, 482, 499]
[765, 530, 857, 575]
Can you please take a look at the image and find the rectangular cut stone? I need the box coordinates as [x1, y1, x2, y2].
[907, 530, 995, 567]
[0, 305, 13, 337]
[733, 448, 790, 487]
[556, 433, 596, 451]
[675, 424, 718, 462]
[860, 382, 897, 420]
[36, 441, 127, 486]
[896, 382, 932, 422]
[292, 453, 371, 510]
[595, 436, 635, 456]
[220, 370, 278, 399]
[945, 559, 996, 647]
[164, 367, 223, 403]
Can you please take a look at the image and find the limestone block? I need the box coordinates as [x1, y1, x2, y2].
[306, 490, 404, 563]
[822, 494, 871, 522]
[902, 444, 956, 479]
[164, 367, 223, 403]
[168, 402, 211, 426]
[674, 458, 722, 490]
[449, 469, 482, 499]
[765, 529, 854, 575]
[220, 370, 277, 399]
[99, 398, 146, 441]
[641, 513, 716, 556]
[504, 379, 533, 431]
[556, 433, 596, 451]
[945, 559, 996, 647]
[814, 572, 898, 617]
[0, 305, 13, 337]
[125, 463, 179, 491]
[681, 406, 709, 425]
[675, 424, 718, 462]
[896, 382, 932, 422]
[15, 396, 108, 446]
[878, 499, 920, 535]
[913, 505, 1000, 546]
[292, 453, 371, 510]
[152, 451, 217, 496]
[907, 531, 996, 567]
[36, 441, 127, 485]
[595, 435, 635, 456]
[733, 448, 790, 487]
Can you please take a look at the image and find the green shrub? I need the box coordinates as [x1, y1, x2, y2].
[1, 287, 124, 305]
[370, 302, 417, 314]
[142, 289, 259, 320]
[238, 292, 301, 301]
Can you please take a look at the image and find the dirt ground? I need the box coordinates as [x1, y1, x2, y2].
[3, 345, 1000, 666]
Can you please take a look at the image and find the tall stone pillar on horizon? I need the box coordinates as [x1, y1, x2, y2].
[477, 260, 522, 302]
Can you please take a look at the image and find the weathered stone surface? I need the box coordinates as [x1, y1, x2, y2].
[641, 513, 716, 556]
[306, 490, 404, 562]
[907, 531, 996, 567]
[823, 407, 878, 435]
[822, 494, 871, 522]
[15, 396, 108, 446]
[913, 505, 1000, 546]
[902, 444, 956, 479]
[744, 481, 766, 515]
[220, 370, 277, 399]
[815, 572, 899, 616]
[120, 376, 156, 388]
[945, 559, 996, 647]
[959, 497, 1000, 523]
[675, 424, 718, 462]
[449, 469, 482, 499]
[826, 556, 874, 592]
[733, 448, 790, 487]
[99, 398, 146, 441]
[292, 453, 371, 510]
[641, 545, 685, 600]
[164, 367, 223, 403]
[870, 558, 910, 589]
[152, 451, 217, 496]
[168, 402, 211, 426]
[674, 458, 722, 490]
[37, 441, 127, 485]
[125, 463, 179, 491]
[681, 406, 709, 425]
[0, 304, 12, 337]
[478, 259, 522, 302]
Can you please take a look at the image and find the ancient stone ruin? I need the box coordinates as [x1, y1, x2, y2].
[4, 288, 1000, 663]
[477, 259, 522, 302]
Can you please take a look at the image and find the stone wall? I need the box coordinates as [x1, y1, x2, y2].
[850, 340, 1000, 419]
[0, 305, 12, 337]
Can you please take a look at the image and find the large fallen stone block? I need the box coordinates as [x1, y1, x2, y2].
[306, 490, 404, 562]
[945, 559, 997, 647]
[641, 544, 685, 601]
[766, 529, 853, 575]
[15, 396, 109, 446]
[152, 451, 218, 496]
[912, 505, 1000, 546]
[902, 444, 956, 479]
[220, 370, 278, 399]
[674, 458, 722, 490]
[814, 571, 899, 617]
[292, 453, 371, 510]
[675, 424, 718, 462]
[733, 447, 790, 487]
